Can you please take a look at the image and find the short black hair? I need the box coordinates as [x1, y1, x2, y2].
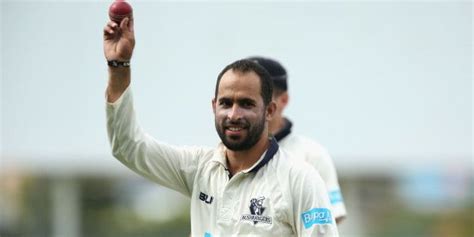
[247, 56, 287, 95]
[215, 59, 273, 106]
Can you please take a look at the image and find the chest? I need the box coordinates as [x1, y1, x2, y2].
[191, 165, 294, 236]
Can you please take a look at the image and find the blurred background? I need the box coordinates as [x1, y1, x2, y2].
[1, 0, 472, 236]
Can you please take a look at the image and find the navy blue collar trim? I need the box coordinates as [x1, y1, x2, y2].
[249, 137, 279, 173]
[274, 118, 292, 142]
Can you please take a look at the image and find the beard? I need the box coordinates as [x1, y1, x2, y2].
[215, 115, 266, 151]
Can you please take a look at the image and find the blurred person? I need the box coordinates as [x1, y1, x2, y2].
[248, 56, 347, 223]
[103, 18, 339, 236]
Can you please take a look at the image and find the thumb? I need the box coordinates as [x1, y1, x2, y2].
[120, 17, 130, 32]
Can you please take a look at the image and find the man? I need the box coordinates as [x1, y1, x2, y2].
[248, 56, 347, 223]
[103, 17, 339, 236]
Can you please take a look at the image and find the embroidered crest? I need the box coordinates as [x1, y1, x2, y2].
[250, 197, 265, 216]
[240, 196, 272, 225]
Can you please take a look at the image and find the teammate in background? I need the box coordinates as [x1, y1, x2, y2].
[248, 56, 347, 223]
[103, 18, 339, 236]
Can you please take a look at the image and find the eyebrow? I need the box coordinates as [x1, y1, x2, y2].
[218, 97, 257, 105]
[238, 98, 256, 105]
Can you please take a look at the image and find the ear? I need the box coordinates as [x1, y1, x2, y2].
[265, 101, 277, 122]
[280, 92, 289, 107]
[212, 98, 217, 114]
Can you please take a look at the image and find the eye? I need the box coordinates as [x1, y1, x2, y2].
[240, 100, 255, 108]
[219, 99, 232, 108]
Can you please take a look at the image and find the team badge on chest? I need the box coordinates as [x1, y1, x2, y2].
[240, 196, 272, 225]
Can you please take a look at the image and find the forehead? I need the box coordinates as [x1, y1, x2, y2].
[217, 69, 262, 101]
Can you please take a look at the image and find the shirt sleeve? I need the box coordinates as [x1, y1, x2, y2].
[316, 146, 347, 220]
[305, 141, 347, 220]
[106, 86, 202, 197]
[291, 165, 340, 237]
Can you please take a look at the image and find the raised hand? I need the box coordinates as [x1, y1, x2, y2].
[103, 17, 135, 61]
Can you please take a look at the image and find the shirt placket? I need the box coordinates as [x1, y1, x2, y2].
[217, 172, 246, 232]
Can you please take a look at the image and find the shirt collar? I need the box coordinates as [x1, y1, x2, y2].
[246, 137, 279, 173]
[273, 118, 292, 142]
[211, 137, 280, 173]
[211, 143, 228, 168]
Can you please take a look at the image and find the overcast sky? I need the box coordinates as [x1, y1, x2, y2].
[1, 1, 472, 174]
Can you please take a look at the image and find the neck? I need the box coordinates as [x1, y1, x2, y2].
[226, 134, 270, 176]
[269, 115, 286, 135]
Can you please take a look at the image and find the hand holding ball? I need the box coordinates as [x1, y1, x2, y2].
[109, 0, 133, 24]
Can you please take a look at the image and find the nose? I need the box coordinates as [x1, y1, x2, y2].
[227, 104, 243, 121]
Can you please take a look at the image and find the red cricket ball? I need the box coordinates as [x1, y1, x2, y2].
[108, 0, 133, 23]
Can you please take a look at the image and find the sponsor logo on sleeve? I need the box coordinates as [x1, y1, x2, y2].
[240, 196, 272, 225]
[329, 190, 343, 205]
[301, 208, 332, 229]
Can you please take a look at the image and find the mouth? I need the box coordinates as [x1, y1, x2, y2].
[225, 125, 247, 137]
[227, 126, 243, 131]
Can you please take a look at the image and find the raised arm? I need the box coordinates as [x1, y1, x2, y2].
[103, 17, 135, 102]
[103, 17, 201, 197]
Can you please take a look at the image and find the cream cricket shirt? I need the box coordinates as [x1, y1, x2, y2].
[106, 87, 339, 237]
[274, 120, 347, 220]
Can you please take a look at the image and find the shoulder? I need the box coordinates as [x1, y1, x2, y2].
[183, 144, 219, 166]
[270, 148, 324, 191]
[271, 149, 328, 212]
[279, 134, 332, 166]
[157, 142, 215, 159]
[280, 133, 327, 153]
[266, 148, 330, 220]
[190, 144, 228, 172]
[285, 134, 327, 153]
[157, 143, 217, 173]
[269, 148, 307, 172]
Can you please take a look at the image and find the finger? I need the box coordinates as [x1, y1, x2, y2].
[107, 20, 118, 29]
[103, 25, 115, 35]
[104, 21, 119, 36]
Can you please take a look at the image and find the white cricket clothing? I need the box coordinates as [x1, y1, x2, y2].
[276, 129, 347, 220]
[106, 87, 339, 237]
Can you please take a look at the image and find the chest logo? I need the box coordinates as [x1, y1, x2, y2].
[241, 196, 272, 225]
[199, 192, 214, 204]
